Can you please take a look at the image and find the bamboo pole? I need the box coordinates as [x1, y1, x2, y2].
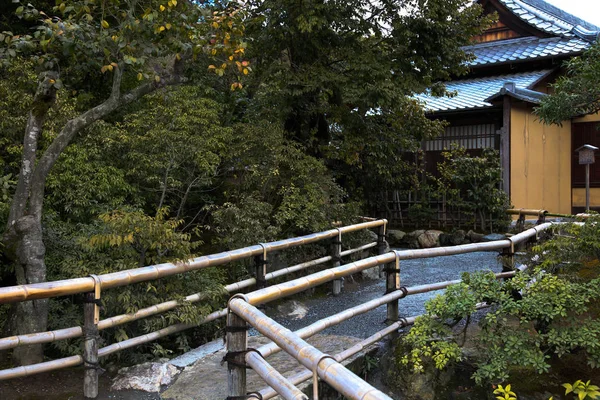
[245, 351, 308, 400]
[339, 242, 377, 257]
[506, 208, 547, 216]
[0, 244, 371, 352]
[259, 303, 492, 400]
[0, 220, 387, 304]
[228, 298, 392, 400]
[254, 270, 516, 360]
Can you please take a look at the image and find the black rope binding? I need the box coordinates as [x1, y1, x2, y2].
[221, 348, 264, 369]
[226, 392, 263, 400]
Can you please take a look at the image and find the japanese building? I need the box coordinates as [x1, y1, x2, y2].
[416, 0, 600, 215]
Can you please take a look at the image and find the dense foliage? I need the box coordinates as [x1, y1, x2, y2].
[0, 0, 493, 365]
[401, 216, 600, 387]
[536, 41, 600, 124]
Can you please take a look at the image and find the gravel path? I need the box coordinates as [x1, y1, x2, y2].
[266, 250, 503, 338]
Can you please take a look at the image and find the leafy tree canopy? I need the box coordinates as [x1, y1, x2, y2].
[536, 41, 600, 125]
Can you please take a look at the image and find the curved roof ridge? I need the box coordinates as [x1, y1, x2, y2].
[497, 0, 599, 40]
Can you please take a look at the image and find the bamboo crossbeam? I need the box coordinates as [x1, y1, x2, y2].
[0, 220, 386, 304]
[245, 351, 308, 400]
[259, 303, 491, 400]
[340, 242, 377, 257]
[506, 208, 548, 216]
[0, 243, 369, 351]
[256, 270, 516, 360]
[229, 298, 392, 400]
[0, 355, 82, 380]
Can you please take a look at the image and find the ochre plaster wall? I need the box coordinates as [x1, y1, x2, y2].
[510, 103, 571, 214]
[573, 112, 600, 123]
[572, 188, 600, 207]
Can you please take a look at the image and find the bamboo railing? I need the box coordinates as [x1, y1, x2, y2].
[0, 219, 387, 397]
[0, 212, 561, 399]
[224, 222, 555, 400]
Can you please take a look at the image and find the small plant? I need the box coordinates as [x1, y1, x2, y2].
[491, 380, 600, 400]
[493, 384, 517, 400]
[563, 380, 600, 400]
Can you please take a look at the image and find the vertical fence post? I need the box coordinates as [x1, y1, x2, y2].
[83, 275, 101, 399]
[226, 297, 248, 399]
[331, 229, 342, 296]
[377, 220, 388, 278]
[386, 251, 400, 324]
[502, 240, 515, 272]
[255, 244, 268, 290]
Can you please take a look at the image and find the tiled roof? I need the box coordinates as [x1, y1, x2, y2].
[415, 70, 551, 113]
[499, 0, 600, 39]
[464, 36, 589, 67]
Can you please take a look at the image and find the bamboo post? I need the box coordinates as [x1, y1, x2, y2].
[83, 291, 99, 398]
[331, 229, 342, 296]
[255, 245, 268, 290]
[377, 222, 387, 278]
[226, 297, 248, 399]
[385, 252, 400, 325]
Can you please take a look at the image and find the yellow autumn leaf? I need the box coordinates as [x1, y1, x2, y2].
[159, 5, 165, 11]
[211, 48, 217, 55]
[101, 20, 109, 29]
[110, 62, 118, 68]
[159, 26, 165, 32]
[207, 64, 216, 70]
[172, 0, 177, 6]
[137, 72, 143, 80]
[243, 68, 249, 75]
[221, 63, 227, 69]
[154, 75, 161, 82]
[107, 64, 113, 72]
[175, 53, 181, 61]
[212, 22, 219, 29]
[228, 55, 234, 61]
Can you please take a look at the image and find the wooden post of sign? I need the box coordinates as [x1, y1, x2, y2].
[586, 163, 591, 212]
[226, 307, 248, 398]
[332, 231, 342, 296]
[83, 292, 99, 398]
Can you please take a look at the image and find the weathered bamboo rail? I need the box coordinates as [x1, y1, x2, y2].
[0, 212, 562, 399]
[0, 219, 386, 397]
[223, 222, 554, 400]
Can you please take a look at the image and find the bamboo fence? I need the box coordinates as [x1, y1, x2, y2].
[0, 211, 560, 399]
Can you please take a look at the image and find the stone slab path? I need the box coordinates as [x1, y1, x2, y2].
[160, 334, 370, 400]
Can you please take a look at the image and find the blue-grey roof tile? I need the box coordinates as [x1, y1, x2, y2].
[464, 36, 589, 67]
[415, 70, 552, 113]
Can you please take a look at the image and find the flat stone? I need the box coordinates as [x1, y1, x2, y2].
[160, 334, 368, 400]
[276, 300, 309, 320]
[112, 361, 180, 393]
[168, 340, 224, 368]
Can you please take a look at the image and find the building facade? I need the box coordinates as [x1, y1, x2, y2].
[416, 0, 600, 215]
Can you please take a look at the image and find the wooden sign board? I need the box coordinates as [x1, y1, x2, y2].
[576, 144, 598, 165]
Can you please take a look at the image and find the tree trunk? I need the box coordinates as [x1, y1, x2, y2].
[5, 216, 48, 365]
[2, 60, 183, 366]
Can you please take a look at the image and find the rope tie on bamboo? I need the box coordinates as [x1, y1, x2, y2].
[221, 347, 263, 369]
[312, 354, 336, 400]
[226, 392, 263, 400]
